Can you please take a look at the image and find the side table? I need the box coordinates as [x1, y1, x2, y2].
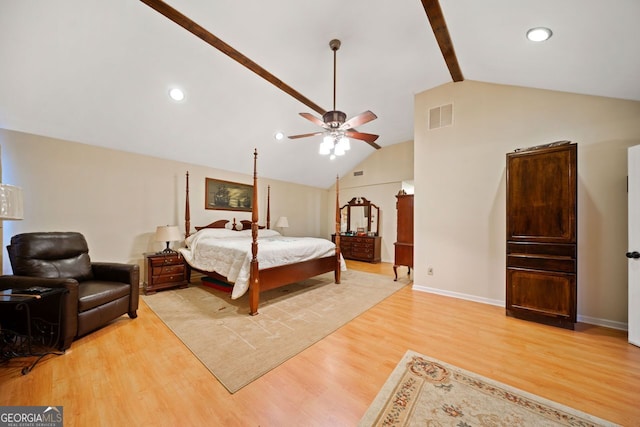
[144, 252, 188, 294]
[0, 287, 67, 374]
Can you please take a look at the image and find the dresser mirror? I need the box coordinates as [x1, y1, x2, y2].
[340, 197, 380, 236]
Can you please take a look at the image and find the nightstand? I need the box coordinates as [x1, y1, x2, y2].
[144, 252, 188, 295]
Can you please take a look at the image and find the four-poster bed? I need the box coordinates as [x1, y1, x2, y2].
[179, 149, 343, 315]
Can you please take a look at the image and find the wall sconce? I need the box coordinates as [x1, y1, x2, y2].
[275, 216, 289, 236]
[155, 225, 182, 253]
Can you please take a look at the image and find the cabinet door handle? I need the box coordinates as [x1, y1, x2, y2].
[626, 251, 640, 259]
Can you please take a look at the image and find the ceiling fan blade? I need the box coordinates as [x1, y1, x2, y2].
[299, 112, 328, 128]
[288, 132, 324, 140]
[341, 110, 378, 129]
[344, 131, 381, 149]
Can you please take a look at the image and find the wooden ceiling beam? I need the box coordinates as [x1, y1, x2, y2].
[420, 0, 464, 82]
[139, 0, 327, 115]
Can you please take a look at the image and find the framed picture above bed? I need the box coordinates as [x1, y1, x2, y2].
[205, 178, 253, 211]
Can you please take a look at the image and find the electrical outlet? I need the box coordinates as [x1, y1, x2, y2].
[427, 267, 434, 275]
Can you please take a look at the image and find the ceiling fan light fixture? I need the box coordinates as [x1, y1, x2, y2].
[274, 131, 285, 141]
[319, 141, 332, 155]
[334, 144, 346, 156]
[323, 134, 335, 147]
[526, 27, 552, 42]
[338, 136, 350, 151]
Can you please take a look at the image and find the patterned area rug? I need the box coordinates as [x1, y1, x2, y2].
[359, 350, 618, 427]
[143, 270, 406, 393]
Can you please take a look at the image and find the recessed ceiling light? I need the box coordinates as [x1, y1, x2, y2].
[526, 27, 552, 42]
[274, 131, 285, 141]
[169, 88, 185, 101]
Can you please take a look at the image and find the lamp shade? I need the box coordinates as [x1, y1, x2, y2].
[155, 225, 182, 242]
[0, 184, 24, 220]
[275, 217, 289, 228]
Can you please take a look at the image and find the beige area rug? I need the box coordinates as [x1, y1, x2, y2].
[359, 350, 618, 427]
[142, 270, 406, 393]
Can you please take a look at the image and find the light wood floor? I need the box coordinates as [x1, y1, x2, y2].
[2, 261, 639, 426]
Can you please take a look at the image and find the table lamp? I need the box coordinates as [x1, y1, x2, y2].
[155, 225, 181, 253]
[275, 216, 289, 236]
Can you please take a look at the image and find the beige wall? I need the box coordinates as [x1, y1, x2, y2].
[0, 129, 330, 276]
[414, 80, 640, 328]
[6, 79, 636, 329]
[329, 141, 414, 262]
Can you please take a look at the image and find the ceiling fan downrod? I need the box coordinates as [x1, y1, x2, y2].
[329, 39, 340, 112]
[324, 39, 345, 127]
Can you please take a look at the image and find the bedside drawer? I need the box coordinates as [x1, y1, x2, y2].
[152, 273, 185, 285]
[152, 264, 184, 276]
[149, 255, 182, 267]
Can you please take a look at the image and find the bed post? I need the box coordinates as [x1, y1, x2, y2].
[185, 171, 191, 238]
[335, 175, 341, 284]
[266, 185, 271, 229]
[249, 149, 260, 315]
[184, 171, 192, 283]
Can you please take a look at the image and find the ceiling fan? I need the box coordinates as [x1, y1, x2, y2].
[288, 39, 381, 157]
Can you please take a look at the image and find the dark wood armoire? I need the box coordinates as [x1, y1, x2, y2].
[506, 141, 577, 329]
[393, 191, 414, 281]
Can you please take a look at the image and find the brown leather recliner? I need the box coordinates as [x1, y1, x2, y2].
[0, 232, 139, 350]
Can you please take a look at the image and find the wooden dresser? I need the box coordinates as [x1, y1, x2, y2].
[506, 142, 577, 329]
[335, 196, 382, 263]
[144, 252, 188, 295]
[393, 192, 414, 280]
[332, 234, 381, 263]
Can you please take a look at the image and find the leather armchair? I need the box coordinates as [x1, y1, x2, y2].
[0, 232, 139, 350]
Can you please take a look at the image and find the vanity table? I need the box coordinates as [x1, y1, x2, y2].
[332, 197, 381, 263]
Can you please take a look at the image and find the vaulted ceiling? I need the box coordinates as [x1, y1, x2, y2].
[1, 0, 639, 188]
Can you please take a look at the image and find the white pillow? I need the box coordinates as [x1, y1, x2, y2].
[259, 229, 281, 238]
[237, 228, 281, 238]
[185, 228, 242, 246]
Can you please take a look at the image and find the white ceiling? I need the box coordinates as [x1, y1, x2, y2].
[1, 0, 639, 188]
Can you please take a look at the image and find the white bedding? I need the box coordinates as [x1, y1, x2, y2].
[179, 228, 346, 299]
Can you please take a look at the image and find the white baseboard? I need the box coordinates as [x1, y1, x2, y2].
[576, 314, 628, 331]
[411, 284, 629, 331]
[412, 284, 503, 307]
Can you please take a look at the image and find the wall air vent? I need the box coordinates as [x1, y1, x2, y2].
[428, 103, 453, 130]
[353, 170, 364, 176]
